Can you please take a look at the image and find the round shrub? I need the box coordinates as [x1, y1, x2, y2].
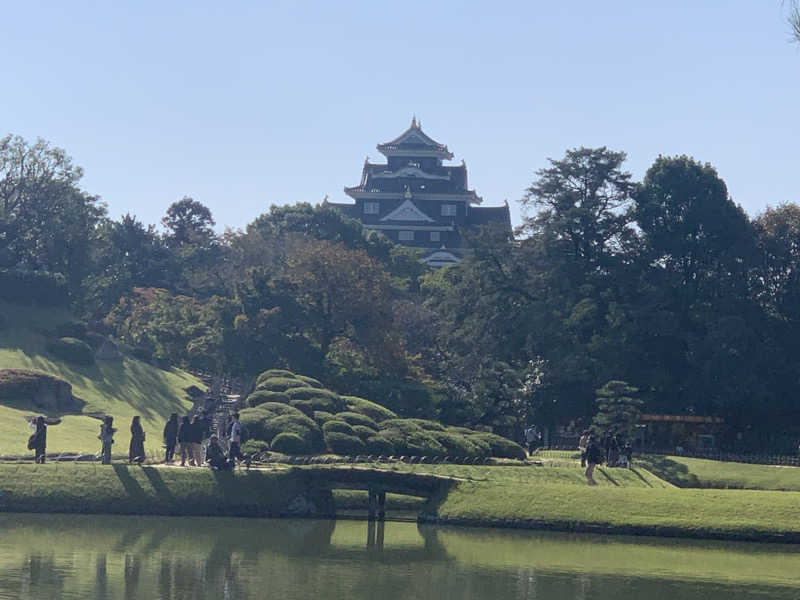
[334, 411, 378, 430]
[241, 439, 270, 455]
[343, 396, 397, 422]
[254, 402, 306, 418]
[472, 433, 527, 460]
[297, 375, 323, 388]
[322, 420, 355, 437]
[432, 431, 486, 458]
[287, 386, 341, 402]
[256, 369, 297, 386]
[324, 432, 365, 455]
[247, 390, 290, 407]
[313, 411, 334, 425]
[364, 435, 396, 455]
[271, 432, 311, 455]
[256, 377, 306, 393]
[404, 418, 446, 432]
[378, 421, 446, 457]
[447, 426, 476, 435]
[351, 425, 378, 440]
[46, 337, 95, 365]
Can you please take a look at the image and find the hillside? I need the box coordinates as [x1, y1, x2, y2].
[0, 299, 200, 456]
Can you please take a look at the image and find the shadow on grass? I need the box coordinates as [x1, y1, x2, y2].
[636, 455, 700, 488]
[596, 468, 620, 486]
[141, 466, 176, 503]
[629, 468, 653, 488]
[112, 464, 148, 501]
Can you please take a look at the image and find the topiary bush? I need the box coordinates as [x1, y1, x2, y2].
[351, 425, 378, 440]
[334, 411, 378, 430]
[432, 431, 487, 458]
[271, 432, 312, 455]
[241, 439, 270, 455]
[255, 369, 297, 386]
[288, 387, 344, 413]
[378, 420, 447, 457]
[342, 396, 397, 422]
[313, 411, 334, 425]
[45, 337, 95, 365]
[247, 390, 290, 407]
[364, 435, 396, 455]
[472, 433, 527, 460]
[297, 375, 324, 388]
[324, 431, 365, 455]
[321, 420, 355, 437]
[252, 402, 305, 418]
[256, 377, 306, 393]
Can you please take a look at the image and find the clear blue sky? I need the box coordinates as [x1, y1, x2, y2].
[2, 1, 798, 231]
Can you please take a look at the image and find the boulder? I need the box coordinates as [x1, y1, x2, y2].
[0, 369, 83, 413]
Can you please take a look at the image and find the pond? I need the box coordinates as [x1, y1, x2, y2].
[0, 513, 798, 599]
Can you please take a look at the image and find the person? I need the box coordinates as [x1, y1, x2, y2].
[129, 416, 146, 464]
[98, 416, 116, 465]
[29, 416, 47, 464]
[524, 426, 537, 455]
[163, 413, 178, 463]
[228, 412, 244, 466]
[205, 434, 232, 470]
[584, 435, 604, 485]
[607, 434, 620, 467]
[178, 415, 193, 466]
[578, 430, 590, 468]
[621, 441, 633, 469]
[188, 414, 204, 466]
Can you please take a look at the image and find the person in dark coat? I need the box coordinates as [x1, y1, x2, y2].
[584, 435, 604, 485]
[178, 416, 193, 466]
[129, 416, 146, 464]
[99, 416, 116, 465]
[30, 416, 47, 464]
[163, 413, 178, 463]
[205, 434, 231, 470]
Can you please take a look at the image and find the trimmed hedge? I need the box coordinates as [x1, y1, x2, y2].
[254, 369, 296, 387]
[432, 431, 488, 458]
[0, 269, 69, 306]
[351, 425, 378, 440]
[287, 386, 341, 403]
[247, 390, 290, 407]
[239, 407, 323, 451]
[325, 432, 365, 455]
[342, 396, 396, 422]
[378, 420, 447, 457]
[250, 402, 305, 418]
[472, 433, 527, 460]
[271, 432, 311, 455]
[322, 420, 355, 437]
[241, 439, 270, 455]
[313, 411, 334, 425]
[334, 411, 378, 430]
[296, 375, 323, 388]
[45, 337, 95, 365]
[255, 377, 306, 393]
[364, 435, 396, 455]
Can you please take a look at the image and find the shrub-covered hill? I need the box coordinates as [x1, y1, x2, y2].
[0, 299, 200, 456]
[242, 369, 527, 459]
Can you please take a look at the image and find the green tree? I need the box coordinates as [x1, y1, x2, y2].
[591, 380, 642, 438]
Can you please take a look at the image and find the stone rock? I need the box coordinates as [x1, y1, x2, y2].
[95, 339, 122, 361]
[0, 369, 84, 413]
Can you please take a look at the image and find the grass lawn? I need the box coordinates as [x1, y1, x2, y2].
[0, 299, 200, 456]
[636, 454, 800, 490]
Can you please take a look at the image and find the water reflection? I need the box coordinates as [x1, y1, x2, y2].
[0, 514, 798, 600]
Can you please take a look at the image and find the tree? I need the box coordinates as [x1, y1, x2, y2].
[591, 380, 642, 439]
[162, 197, 216, 247]
[521, 147, 636, 269]
[788, 1, 800, 43]
[0, 134, 105, 287]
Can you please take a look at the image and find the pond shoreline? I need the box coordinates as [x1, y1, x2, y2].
[1, 462, 799, 545]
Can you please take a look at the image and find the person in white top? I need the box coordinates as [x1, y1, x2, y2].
[229, 412, 244, 466]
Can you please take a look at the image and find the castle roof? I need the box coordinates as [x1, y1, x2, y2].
[376, 117, 454, 160]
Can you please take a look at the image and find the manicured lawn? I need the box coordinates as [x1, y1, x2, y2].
[0, 299, 200, 457]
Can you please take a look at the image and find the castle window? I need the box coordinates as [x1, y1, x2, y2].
[430, 231, 441, 242]
[398, 231, 414, 241]
[364, 202, 380, 214]
[441, 204, 456, 216]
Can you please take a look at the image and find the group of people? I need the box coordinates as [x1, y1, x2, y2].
[27, 410, 245, 470]
[162, 411, 244, 470]
[577, 430, 633, 485]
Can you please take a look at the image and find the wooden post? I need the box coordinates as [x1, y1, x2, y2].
[377, 491, 386, 521]
[368, 488, 377, 521]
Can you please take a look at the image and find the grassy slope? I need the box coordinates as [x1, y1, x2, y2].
[0, 300, 199, 456]
[637, 454, 800, 490]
